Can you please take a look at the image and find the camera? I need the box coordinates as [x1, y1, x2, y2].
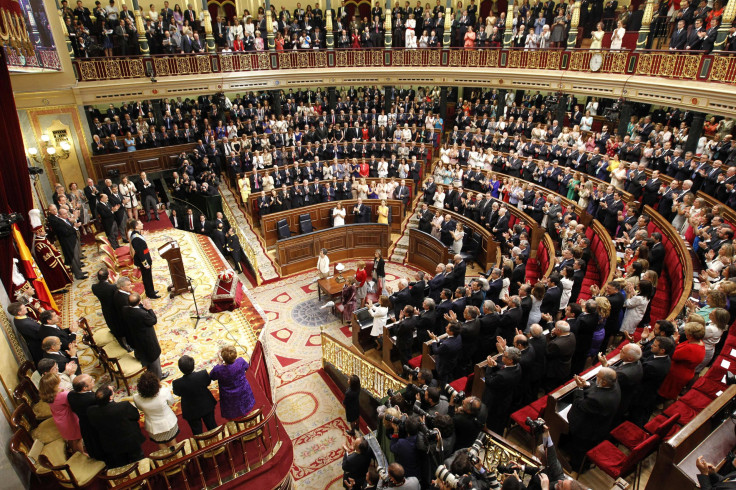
[403, 364, 420, 378]
[435, 465, 461, 488]
[426, 427, 441, 443]
[496, 462, 521, 474]
[404, 382, 427, 400]
[525, 417, 545, 435]
[467, 432, 488, 466]
[384, 413, 406, 428]
[412, 404, 436, 421]
[445, 384, 466, 403]
[387, 388, 398, 398]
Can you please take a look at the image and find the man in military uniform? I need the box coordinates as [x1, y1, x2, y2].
[129, 220, 160, 299]
[224, 228, 243, 273]
[29, 209, 72, 293]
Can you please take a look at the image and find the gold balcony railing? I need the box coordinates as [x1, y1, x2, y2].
[321, 332, 404, 400]
[71, 48, 736, 85]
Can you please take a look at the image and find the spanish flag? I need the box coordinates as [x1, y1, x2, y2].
[11, 224, 59, 313]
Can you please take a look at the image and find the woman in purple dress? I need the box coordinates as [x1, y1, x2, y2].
[209, 346, 256, 420]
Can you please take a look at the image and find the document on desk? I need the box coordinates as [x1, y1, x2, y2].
[558, 404, 573, 422]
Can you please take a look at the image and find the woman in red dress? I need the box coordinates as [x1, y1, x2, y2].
[351, 29, 362, 49]
[658, 322, 706, 401]
[359, 159, 370, 178]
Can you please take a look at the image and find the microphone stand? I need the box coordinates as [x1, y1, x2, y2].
[169, 271, 210, 329]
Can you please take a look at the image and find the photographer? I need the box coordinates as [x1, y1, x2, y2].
[342, 437, 373, 489]
[389, 415, 423, 481]
[435, 446, 500, 490]
[377, 463, 421, 490]
[417, 386, 449, 416]
[499, 422, 569, 490]
[448, 395, 483, 450]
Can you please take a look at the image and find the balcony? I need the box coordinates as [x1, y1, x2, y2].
[71, 47, 736, 85]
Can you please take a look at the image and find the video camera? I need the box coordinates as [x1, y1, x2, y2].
[445, 384, 466, 404]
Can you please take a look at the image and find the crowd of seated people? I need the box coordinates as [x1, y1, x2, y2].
[87, 87, 444, 156]
[62, 0, 736, 57]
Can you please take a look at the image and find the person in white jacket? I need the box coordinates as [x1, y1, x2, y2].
[620, 280, 653, 335]
[133, 371, 179, 451]
[368, 296, 390, 338]
[317, 248, 330, 279]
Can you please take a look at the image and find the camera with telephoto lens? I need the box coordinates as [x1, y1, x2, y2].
[412, 404, 436, 422]
[404, 382, 427, 400]
[445, 384, 466, 403]
[496, 462, 521, 475]
[525, 417, 545, 436]
[435, 465, 462, 488]
[403, 364, 420, 378]
[384, 413, 406, 429]
[467, 432, 488, 466]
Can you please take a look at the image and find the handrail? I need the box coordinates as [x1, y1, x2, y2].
[219, 189, 262, 285]
[170, 195, 207, 218]
[321, 331, 406, 400]
[100, 402, 282, 489]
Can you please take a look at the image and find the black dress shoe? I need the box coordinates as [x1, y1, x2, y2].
[148, 293, 161, 299]
[75, 274, 88, 280]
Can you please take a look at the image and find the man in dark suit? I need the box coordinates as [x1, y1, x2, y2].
[566, 367, 621, 468]
[669, 19, 687, 49]
[125, 292, 167, 379]
[97, 193, 120, 249]
[430, 322, 463, 385]
[392, 306, 419, 366]
[8, 302, 44, 364]
[83, 178, 100, 219]
[38, 310, 78, 353]
[544, 321, 576, 391]
[67, 374, 105, 461]
[129, 219, 159, 299]
[601, 281, 625, 350]
[498, 296, 524, 344]
[41, 335, 79, 374]
[172, 355, 218, 435]
[91, 268, 131, 350]
[224, 228, 243, 273]
[408, 271, 426, 309]
[136, 172, 159, 221]
[393, 179, 411, 207]
[649, 232, 665, 275]
[510, 254, 526, 296]
[628, 336, 674, 427]
[571, 300, 599, 375]
[599, 344, 643, 422]
[388, 279, 413, 319]
[540, 276, 562, 316]
[342, 437, 373, 490]
[353, 198, 371, 223]
[483, 347, 523, 434]
[87, 385, 145, 468]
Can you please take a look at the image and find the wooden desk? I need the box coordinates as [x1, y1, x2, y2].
[317, 269, 356, 301]
[90, 142, 196, 181]
[407, 228, 449, 273]
[278, 223, 390, 276]
[263, 199, 403, 248]
[427, 206, 501, 271]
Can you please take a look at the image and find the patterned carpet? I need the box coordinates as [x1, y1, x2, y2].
[66, 227, 265, 400]
[249, 260, 421, 488]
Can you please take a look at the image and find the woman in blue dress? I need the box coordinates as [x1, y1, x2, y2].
[209, 346, 256, 420]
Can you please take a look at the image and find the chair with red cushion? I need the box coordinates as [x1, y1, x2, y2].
[610, 413, 680, 450]
[585, 434, 660, 487]
[510, 397, 548, 433]
[663, 400, 699, 426]
[407, 355, 422, 369]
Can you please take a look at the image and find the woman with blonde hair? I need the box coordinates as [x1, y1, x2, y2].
[695, 308, 731, 372]
[377, 199, 389, 224]
[590, 296, 611, 356]
[39, 373, 84, 454]
[527, 282, 546, 327]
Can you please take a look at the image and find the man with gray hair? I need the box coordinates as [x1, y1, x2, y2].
[113, 276, 134, 350]
[416, 298, 437, 343]
[598, 343, 643, 421]
[387, 279, 412, 319]
[483, 346, 523, 434]
[567, 367, 621, 468]
[498, 295, 523, 344]
[544, 320, 576, 391]
[485, 268, 503, 304]
[427, 263, 446, 301]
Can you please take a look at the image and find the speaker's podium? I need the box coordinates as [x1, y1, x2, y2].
[158, 240, 190, 298]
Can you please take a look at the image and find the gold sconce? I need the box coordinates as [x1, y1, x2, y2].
[27, 133, 71, 186]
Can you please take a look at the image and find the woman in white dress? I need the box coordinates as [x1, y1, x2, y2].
[133, 371, 179, 451]
[367, 296, 390, 338]
[378, 159, 389, 178]
[559, 266, 575, 311]
[610, 20, 625, 50]
[332, 201, 347, 226]
[405, 14, 417, 46]
[538, 24, 550, 49]
[580, 111, 594, 132]
[590, 22, 605, 50]
[433, 185, 445, 209]
[694, 308, 730, 372]
[586, 97, 599, 116]
[620, 281, 652, 335]
[527, 282, 545, 328]
[430, 209, 444, 240]
[450, 222, 465, 254]
[119, 176, 139, 221]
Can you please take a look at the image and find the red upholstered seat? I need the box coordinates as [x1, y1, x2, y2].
[610, 421, 648, 450]
[586, 434, 660, 479]
[663, 401, 699, 426]
[692, 376, 727, 397]
[449, 376, 469, 393]
[510, 397, 548, 432]
[644, 415, 681, 440]
[407, 355, 422, 369]
[678, 387, 716, 411]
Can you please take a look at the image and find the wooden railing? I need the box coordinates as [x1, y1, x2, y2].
[321, 332, 405, 400]
[71, 48, 736, 85]
[220, 191, 262, 285]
